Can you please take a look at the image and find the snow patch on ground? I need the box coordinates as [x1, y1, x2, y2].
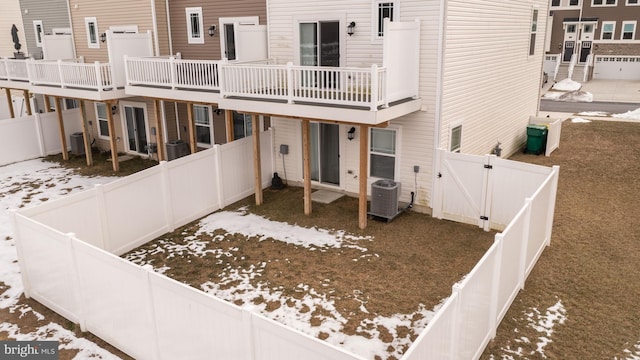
[619, 342, 640, 359]
[571, 117, 592, 123]
[494, 300, 567, 359]
[0, 159, 120, 358]
[613, 108, 640, 120]
[552, 78, 582, 91]
[578, 111, 610, 117]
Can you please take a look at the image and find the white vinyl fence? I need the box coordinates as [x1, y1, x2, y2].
[13, 145, 559, 360]
[0, 108, 82, 166]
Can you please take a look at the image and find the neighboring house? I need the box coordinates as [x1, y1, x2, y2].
[546, 0, 640, 79]
[19, 0, 73, 60]
[125, 0, 548, 229]
[0, 0, 28, 58]
[164, 0, 269, 148]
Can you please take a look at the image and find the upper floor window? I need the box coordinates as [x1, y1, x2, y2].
[233, 111, 253, 140]
[370, 128, 398, 180]
[551, 0, 580, 7]
[185, 7, 204, 44]
[529, 9, 539, 56]
[33, 21, 44, 48]
[601, 21, 616, 39]
[627, 0, 639, 5]
[622, 21, 636, 39]
[373, 1, 398, 38]
[84, 17, 99, 49]
[592, 0, 617, 5]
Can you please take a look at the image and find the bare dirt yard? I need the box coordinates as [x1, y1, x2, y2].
[482, 119, 640, 359]
[123, 187, 495, 360]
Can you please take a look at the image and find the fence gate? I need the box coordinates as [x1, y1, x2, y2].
[433, 150, 494, 231]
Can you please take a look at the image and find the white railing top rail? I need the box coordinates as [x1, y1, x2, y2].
[125, 55, 225, 91]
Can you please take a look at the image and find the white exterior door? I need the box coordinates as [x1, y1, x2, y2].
[219, 16, 259, 61]
[562, 23, 577, 62]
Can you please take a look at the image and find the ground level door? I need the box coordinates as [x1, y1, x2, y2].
[309, 123, 340, 186]
[123, 104, 148, 155]
[579, 41, 591, 63]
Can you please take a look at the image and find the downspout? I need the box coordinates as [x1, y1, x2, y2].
[150, 0, 160, 56]
[430, 0, 447, 211]
[165, 0, 173, 55]
[265, 0, 271, 60]
[66, 0, 78, 58]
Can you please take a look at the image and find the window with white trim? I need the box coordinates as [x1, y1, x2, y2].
[95, 103, 110, 138]
[233, 111, 253, 139]
[529, 9, 539, 56]
[592, 0, 617, 5]
[551, 0, 580, 7]
[450, 124, 462, 153]
[194, 105, 213, 147]
[33, 21, 44, 48]
[373, 1, 398, 38]
[627, 0, 639, 5]
[622, 21, 636, 39]
[601, 21, 616, 39]
[369, 128, 397, 180]
[186, 7, 204, 44]
[84, 17, 99, 49]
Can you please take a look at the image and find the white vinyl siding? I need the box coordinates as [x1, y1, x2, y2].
[85, 17, 99, 49]
[186, 7, 204, 44]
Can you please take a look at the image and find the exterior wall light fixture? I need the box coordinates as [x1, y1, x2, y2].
[347, 126, 356, 141]
[347, 22, 356, 36]
[208, 25, 217, 37]
[100, 33, 106, 43]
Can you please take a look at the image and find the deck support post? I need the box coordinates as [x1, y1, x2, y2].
[54, 96, 69, 161]
[302, 119, 312, 215]
[79, 100, 93, 166]
[154, 99, 166, 161]
[359, 125, 369, 229]
[253, 114, 263, 206]
[5, 88, 14, 118]
[23, 90, 32, 116]
[106, 100, 119, 172]
[186, 102, 197, 154]
[225, 109, 234, 142]
[43, 95, 51, 113]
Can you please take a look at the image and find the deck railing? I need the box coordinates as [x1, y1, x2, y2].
[125, 56, 223, 91]
[0, 58, 30, 81]
[27, 60, 114, 91]
[126, 57, 391, 111]
[0, 58, 114, 91]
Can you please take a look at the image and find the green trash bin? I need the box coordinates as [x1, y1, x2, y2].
[526, 124, 548, 155]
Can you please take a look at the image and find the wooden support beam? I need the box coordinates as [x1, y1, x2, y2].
[154, 99, 166, 161]
[302, 119, 312, 215]
[186, 102, 197, 154]
[54, 97, 69, 161]
[5, 89, 14, 119]
[106, 101, 119, 172]
[43, 95, 51, 113]
[225, 109, 234, 142]
[23, 90, 32, 116]
[79, 100, 93, 166]
[252, 114, 263, 206]
[359, 125, 369, 229]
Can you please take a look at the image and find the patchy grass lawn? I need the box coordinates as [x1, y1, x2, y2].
[124, 186, 495, 360]
[44, 150, 158, 177]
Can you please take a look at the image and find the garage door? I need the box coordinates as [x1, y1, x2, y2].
[593, 56, 640, 80]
